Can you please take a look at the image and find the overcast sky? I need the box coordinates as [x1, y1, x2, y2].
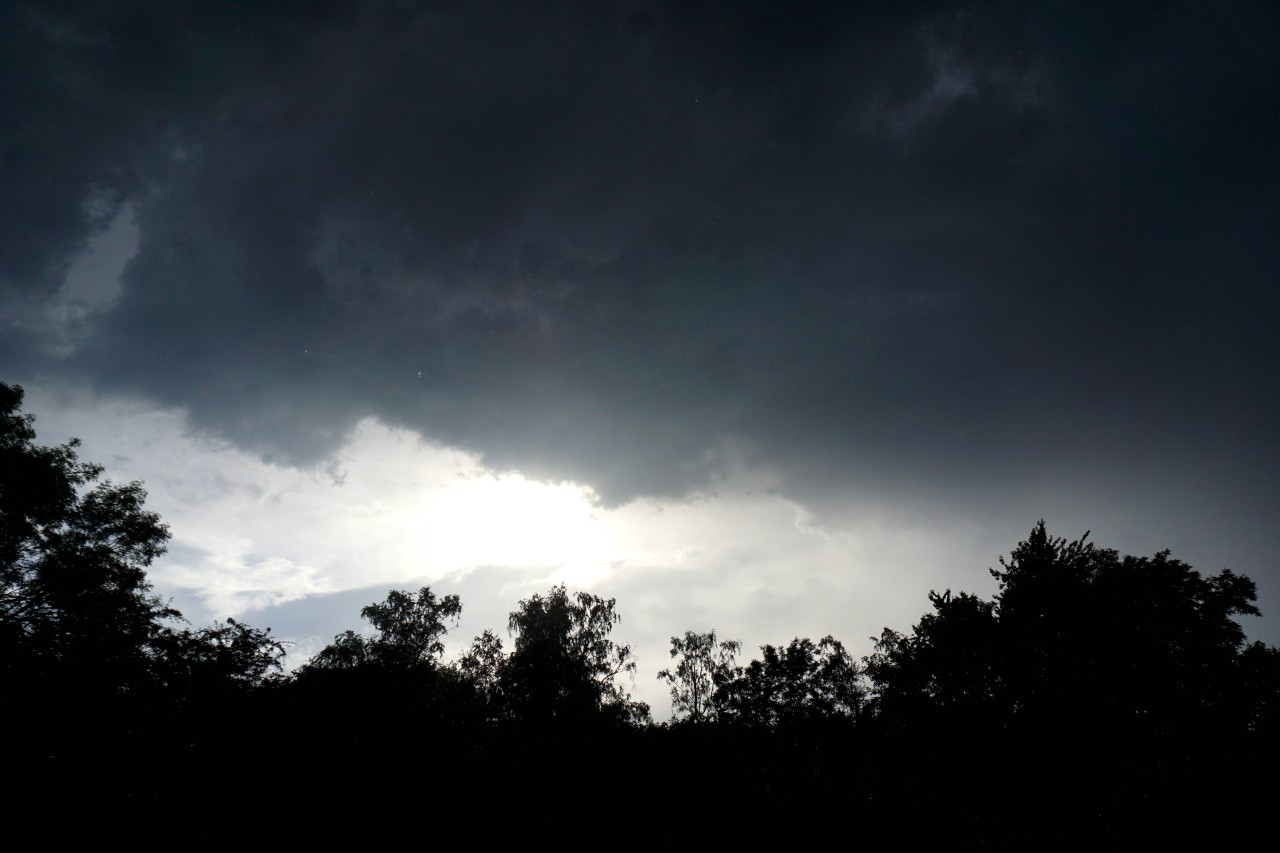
[2, 1, 1277, 717]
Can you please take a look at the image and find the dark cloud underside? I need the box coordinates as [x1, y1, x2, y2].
[1, 1, 1276, 509]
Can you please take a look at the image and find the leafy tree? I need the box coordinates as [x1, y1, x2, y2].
[301, 586, 461, 672]
[865, 521, 1274, 736]
[300, 628, 372, 671]
[994, 522, 1264, 734]
[857, 522, 1280, 845]
[361, 586, 462, 667]
[500, 584, 648, 726]
[863, 589, 1003, 728]
[459, 628, 505, 708]
[289, 586, 477, 746]
[0, 380, 294, 785]
[0, 381, 176, 704]
[657, 630, 740, 723]
[162, 617, 288, 696]
[716, 635, 865, 727]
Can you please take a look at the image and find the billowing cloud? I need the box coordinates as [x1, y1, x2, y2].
[3, 2, 1278, 645]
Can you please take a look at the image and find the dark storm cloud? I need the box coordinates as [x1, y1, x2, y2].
[3, 1, 1277, 506]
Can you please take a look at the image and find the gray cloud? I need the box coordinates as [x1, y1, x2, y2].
[3, 0, 1277, 522]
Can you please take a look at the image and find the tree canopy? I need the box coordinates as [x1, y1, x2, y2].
[865, 520, 1272, 736]
[717, 635, 865, 728]
[500, 584, 649, 726]
[1, 381, 175, 704]
[301, 586, 462, 673]
[1, 381, 287, 772]
[658, 630, 740, 723]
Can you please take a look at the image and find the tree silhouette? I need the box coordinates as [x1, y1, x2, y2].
[1, 381, 294, 806]
[657, 630, 740, 723]
[716, 635, 865, 727]
[1, 381, 176, 708]
[863, 589, 1002, 729]
[287, 586, 478, 760]
[301, 586, 461, 672]
[500, 584, 648, 726]
[458, 627, 505, 713]
[160, 617, 287, 699]
[852, 523, 1280, 847]
[865, 521, 1272, 738]
[993, 521, 1262, 735]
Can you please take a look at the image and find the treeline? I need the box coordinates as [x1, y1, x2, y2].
[4, 379, 1278, 843]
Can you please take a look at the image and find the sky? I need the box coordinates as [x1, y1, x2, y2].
[2, 1, 1277, 717]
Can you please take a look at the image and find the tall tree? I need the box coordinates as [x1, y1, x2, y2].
[0, 381, 175, 704]
[301, 586, 462, 672]
[992, 521, 1263, 734]
[865, 521, 1273, 736]
[500, 584, 648, 726]
[863, 590, 1002, 728]
[289, 586, 476, 745]
[1, 380, 292, 784]
[459, 628, 505, 710]
[657, 630, 740, 723]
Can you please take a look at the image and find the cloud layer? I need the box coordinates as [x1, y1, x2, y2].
[3, 2, 1276, 535]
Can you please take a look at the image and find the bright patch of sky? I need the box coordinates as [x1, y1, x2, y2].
[22, 383, 1024, 716]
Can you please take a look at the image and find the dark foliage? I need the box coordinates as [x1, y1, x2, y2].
[287, 586, 479, 743]
[498, 584, 650, 727]
[716, 635, 866, 727]
[657, 629, 740, 723]
[2, 381, 175, 711]
[864, 589, 1003, 731]
[865, 520, 1270, 737]
[300, 586, 462, 673]
[1, 382, 292, 816]
[856, 520, 1279, 847]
